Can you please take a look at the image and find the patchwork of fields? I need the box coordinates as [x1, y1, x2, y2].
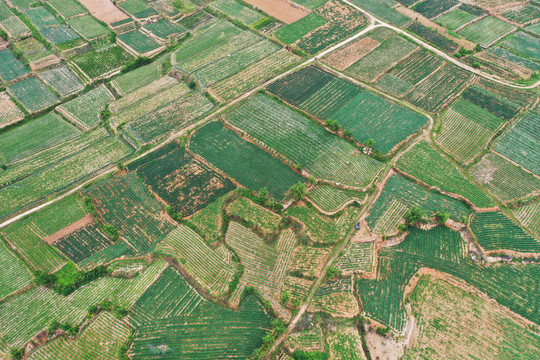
[0, 1, 538, 359]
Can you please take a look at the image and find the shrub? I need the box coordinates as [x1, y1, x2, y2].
[435, 211, 450, 224]
[166, 205, 183, 223]
[288, 182, 307, 200]
[325, 266, 342, 279]
[325, 119, 341, 132]
[376, 326, 391, 336]
[102, 224, 120, 241]
[404, 206, 426, 225]
[121, 56, 152, 74]
[293, 350, 329, 360]
[7, 347, 24, 360]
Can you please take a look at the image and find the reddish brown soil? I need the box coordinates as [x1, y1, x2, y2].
[43, 214, 94, 245]
[324, 37, 380, 71]
[78, 0, 129, 24]
[244, 0, 310, 24]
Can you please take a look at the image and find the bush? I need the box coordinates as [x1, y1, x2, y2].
[376, 326, 391, 336]
[166, 206, 183, 223]
[435, 211, 450, 224]
[325, 266, 342, 279]
[0, 29, 7, 41]
[280, 291, 291, 306]
[121, 56, 152, 74]
[293, 350, 329, 360]
[102, 224, 120, 241]
[288, 182, 307, 201]
[325, 119, 341, 132]
[7, 347, 24, 360]
[47, 319, 61, 334]
[404, 206, 426, 225]
[472, 61, 481, 69]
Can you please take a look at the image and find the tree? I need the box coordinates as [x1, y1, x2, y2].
[364, 138, 376, 147]
[280, 291, 291, 306]
[404, 206, 426, 225]
[325, 266, 342, 279]
[288, 182, 307, 201]
[435, 211, 450, 224]
[325, 119, 341, 132]
[472, 61, 481, 69]
[256, 187, 269, 205]
[343, 129, 353, 138]
[376, 326, 391, 337]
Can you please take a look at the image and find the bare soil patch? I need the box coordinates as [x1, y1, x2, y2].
[43, 214, 94, 245]
[323, 37, 380, 71]
[78, 0, 129, 24]
[244, 0, 310, 24]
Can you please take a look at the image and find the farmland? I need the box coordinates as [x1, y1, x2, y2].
[396, 141, 494, 208]
[404, 275, 540, 359]
[224, 93, 383, 186]
[308, 185, 366, 213]
[470, 153, 540, 202]
[471, 211, 540, 253]
[366, 174, 471, 234]
[8, 77, 61, 113]
[129, 141, 235, 216]
[189, 121, 303, 200]
[84, 173, 174, 254]
[0, 2, 538, 359]
[494, 111, 540, 176]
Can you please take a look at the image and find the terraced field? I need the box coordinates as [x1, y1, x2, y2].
[471, 211, 540, 253]
[224, 93, 383, 186]
[190, 121, 303, 200]
[513, 199, 540, 238]
[308, 185, 366, 213]
[397, 141, 493, 208]
[336, 242, 374, 273]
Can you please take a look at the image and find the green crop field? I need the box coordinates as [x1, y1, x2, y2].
[176, 31, 261, 73]
[129, 141, 235, 216]
[124, 91, 214, 144]
[110, 81, 190, 128]
[287, 204, 358, 245]
[470, 153, 540, 202]
[1, 223, 67, 272]
[118, 0, 158, 19]
[268, 65, 427, 153]
[501, 31, 540, 61]
[0, 92, 24, 127]
[0, 131, 131, 220]
[0, 15, 30, 38]
[172, 19, 242, 65]
[110, 57, 167, 95]
[0, 260, 166, 348]
[211, 0, 264, 25]
[275, 12, 327, 44]
[129, 267, 272, 359]
[210, 48, 300, 102]
[346, 35, 418, 82]
[57, 85, 114, 130]
[330, 90, 427, 153]
[308, 185, 366, 213]
[54, 224, 114, 264]
[413, 0, 459, 19]
[397, 141, 493, 208]
[404, 275, 540, 359]
[405, 64, 471, 113]
[351, 0, 411, 27]
[194, 40, 279, 87]
[224, 93, 383, 186]
[24, 6, 80, 44]
[72, 45, 133, 80]
[381, 49, 444, 97]
[118, 30, 161, 55]
[0, 49, 30, 82]
[462, 86, 519, 121]
[336, 242, 374, 273]
[295, 1, 368, 55]
[67, 14, 110, 40]
[494, 111, 540, 176]
[84, 173, 174, 254]
[435, 99, 504, 164]
[406, 22, 459, 54]
[28, 311, 131, 360]
[155, 225, 236, 295]
[513, 199, 540, 238]
[459, 16, 516, 47]
[143, 18, 186, 39]
[8, 77, 61, 113]
[501, 5, 540, 25]
[190, 121, 303, 200]
[366, 174, 471, 234]
[0, 239, 33, 299]
[38, 66, 83, 97]
[226, 197, 281, 237]
[358, 226, 540, 331]
[187, 192, 232, 243]
[11, 37, 52, 64]
[110, 77, 178, 113]
[0, 113, 80, 165]
[435, 8, 477, 30]
[471, 211, 540, 253]
[47, 0, 86, 19]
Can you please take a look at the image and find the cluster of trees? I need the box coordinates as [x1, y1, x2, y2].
[34, 265, 108, 296]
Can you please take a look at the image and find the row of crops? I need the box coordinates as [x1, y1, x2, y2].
[358, 226, 540, 331]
